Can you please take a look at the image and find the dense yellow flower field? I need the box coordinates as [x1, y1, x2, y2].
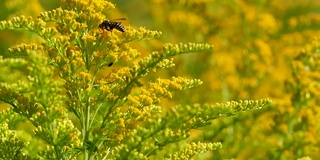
[0, 0, 319, 159]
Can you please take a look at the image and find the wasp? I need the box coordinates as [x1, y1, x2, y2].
[99, 18, 126, 32]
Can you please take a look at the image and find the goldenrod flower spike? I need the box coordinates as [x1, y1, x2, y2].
[165, 142, 222, 160]
[0, 16, 57, 39]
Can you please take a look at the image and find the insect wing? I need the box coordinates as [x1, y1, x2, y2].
[110, 18, 126, 21]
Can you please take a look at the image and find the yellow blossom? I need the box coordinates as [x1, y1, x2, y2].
[258, 13, 278, 34]
[140, 94, 153, 106]
[289, 17, 298, 28]
[127, 95, 141, 107]
[118, 118, 125, 128]
[79, 71, 92, 82]
[82, 34, 96, 44]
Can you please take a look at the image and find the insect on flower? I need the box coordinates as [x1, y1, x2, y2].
[99, 18, 126, 32]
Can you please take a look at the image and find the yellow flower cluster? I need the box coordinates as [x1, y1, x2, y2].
[61, 0, 115, 12]
[124, 27, 162, 42]
[148, 77, 203, 98]
[165, 141, 222, 160]
[169, 11, 208, 33]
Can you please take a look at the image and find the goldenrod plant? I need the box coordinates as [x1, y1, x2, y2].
[0, 0, 271, 159]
